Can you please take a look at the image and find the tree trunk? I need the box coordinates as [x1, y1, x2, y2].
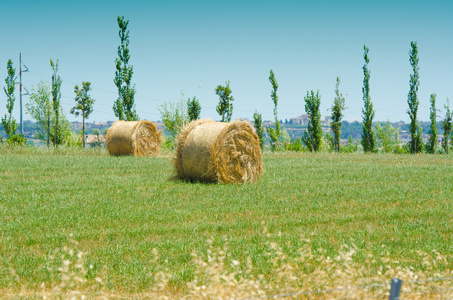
[82, 115, 85, 148]
[47, 115, 50, 149]
[447, 137, 449, 155]
[54, 113, 58, 147]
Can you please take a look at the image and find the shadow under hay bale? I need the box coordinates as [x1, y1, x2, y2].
[106, 120, 161, 156]
[175, 119, 263, 183]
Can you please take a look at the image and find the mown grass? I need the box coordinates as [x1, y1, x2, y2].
[0, 147, 452, 298]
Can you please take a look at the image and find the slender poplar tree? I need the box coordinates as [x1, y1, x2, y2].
[26, 81, 52, 148]
[407, 41, 423, 153]
[253, 110, 265, 150]
[361, 45, 376, 153]
[426, 93, 437, 154]
[187, 96, 201, 121]
[71, 82, 95, 148]
[51, 59, 62, 147]
[441, 99, 453, 154]
[301, 90, 322, 152]
[215, 80, 234, 122]
[1, 59, 18, 140]
[330, 77, 346, 152]
[266, 69, 282, 151]
[113, 16, 138, 121]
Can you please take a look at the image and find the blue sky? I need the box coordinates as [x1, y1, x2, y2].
[1, 0, 452, 123]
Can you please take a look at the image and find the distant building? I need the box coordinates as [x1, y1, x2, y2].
[289, 115, 332, 127]
[289, 114, 309, 125]
[85, 134, 106, 148]
[321, 116, 332, 126]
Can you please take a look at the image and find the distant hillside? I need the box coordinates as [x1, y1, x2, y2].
[273, 120, 442, 143]
[0, 119, 443, 145]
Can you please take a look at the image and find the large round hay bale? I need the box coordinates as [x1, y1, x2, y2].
[106, 120, 161, 156]
[175, 119, 263, 183]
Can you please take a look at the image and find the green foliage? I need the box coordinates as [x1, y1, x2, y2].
[113, 16, 138, 121]
[50, 59, 63, 146]
[324, 132, 334, 152]
[71, 82, 95, 148]
[159, 97, 188, 149]
[1, 117, 18, 142]
[361, 45, 376, 153]
[26, 81, 52, 147]
[5, 133, 27, 145]
[441, 98, 453, 154]
[90, 129, 103, 148]
[267, 69, 283, 151]
[330, 77, 346, 152]
[253, 110, 265, 150]
[187, 96, 201, 121]
[426, 94, 438, 154]
[71, 82, 95, 119]
[215, 80, 234, 122]
[407, 41, 423, 154]
[301, 90, 323, 152]
[341, 137, 359, 153]
[266, 126, 278, 151]
[1, 59, 18, 139]
[26, 80, 71, 146]
[376, 121, 402, 153]
[267, 124, 290, 152]
[284, 138, 305, 151]
[62, 131, 83, 148]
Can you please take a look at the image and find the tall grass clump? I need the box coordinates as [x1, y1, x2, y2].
[3, 231, 452, 299]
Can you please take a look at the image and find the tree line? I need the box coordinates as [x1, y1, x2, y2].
[1, 15, 452, 154]
[157, 41, 453, 154]
[249, 42, 453, 154]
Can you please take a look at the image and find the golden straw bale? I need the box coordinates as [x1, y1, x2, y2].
[175, 119, 263, 183]
[106, 120, 161, 156]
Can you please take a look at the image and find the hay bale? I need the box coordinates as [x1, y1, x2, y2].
[106, 120, 161, 156]
[175, 119, 263, 183]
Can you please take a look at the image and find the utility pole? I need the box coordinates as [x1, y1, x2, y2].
[18, 52, 29, 136]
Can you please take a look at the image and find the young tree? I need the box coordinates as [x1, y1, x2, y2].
[407, 41, 423, 153]
[1, 59, 19, 140]
[330, 76, 346, 152]
[301, 90, 323, 152]
[376, 121, 401, 153]
[113, 16, 138, 121]
[266, 69, 282, 151]
[70, 82, 95, 148]
[253, 110, 265, 150]
[361, 45, 376, 153]
[91, 129, 102, 147]
[441, 99, 453, 154]
[215, 80, 234, 122]
[426, 93, 438, 154]
[159, 98, 188, 149]
[26, 81, 52, 147]
[187, 96, 201, 121]
[51, 59, 62, 147]
[26, 80, 71, 147]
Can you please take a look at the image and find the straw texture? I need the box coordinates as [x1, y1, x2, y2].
[175, 119, 263, 183]
[106, 120, 161, 156]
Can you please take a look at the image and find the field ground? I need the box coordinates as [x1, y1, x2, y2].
[0, 147, 452, 298]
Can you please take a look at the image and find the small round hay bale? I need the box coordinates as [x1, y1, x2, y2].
[175, 119, 263, 183]
[106, 120, 161, 156]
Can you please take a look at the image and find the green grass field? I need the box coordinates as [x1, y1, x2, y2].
[1, 148, 452, 298]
